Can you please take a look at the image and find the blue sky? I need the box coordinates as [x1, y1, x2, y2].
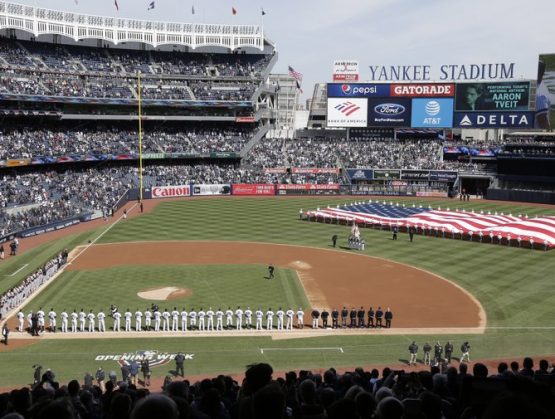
[31, 0, 555, 100]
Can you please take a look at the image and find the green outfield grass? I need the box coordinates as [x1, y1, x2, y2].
[24, 265, 309, 316]
[1, 196, 555, 388]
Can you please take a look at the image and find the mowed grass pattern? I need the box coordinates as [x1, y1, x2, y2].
[2, 196, 555, 388]
[24, 265, 309, 317]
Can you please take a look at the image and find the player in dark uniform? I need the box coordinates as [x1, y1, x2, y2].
[341, 307, 348, 328]
[331, 309, 339, 328]
[367, 307, 375, 328]
[321, 309, 330, 328]
[384, 307, 393, 328]
[357, 307, 365, 328]
[434, 342, 443, 365]
[349, 308, 357, 328]
[444, 341, 454, 363]
[268, 264, 275, 279]
[375, 307, 384, 327]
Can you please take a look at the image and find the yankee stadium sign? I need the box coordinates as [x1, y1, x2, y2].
[368, 63, 515, 81]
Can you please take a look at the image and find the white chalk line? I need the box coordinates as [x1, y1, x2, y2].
[260, 346, 344, 354]
[10, 263, 29, 277]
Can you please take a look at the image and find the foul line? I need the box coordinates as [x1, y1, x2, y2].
[10, 264, 29, 277]
[260, 347, 344, 354]
[69, 203, 137, 264]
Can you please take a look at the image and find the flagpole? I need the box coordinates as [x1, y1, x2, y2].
[137, 71, 144, 202]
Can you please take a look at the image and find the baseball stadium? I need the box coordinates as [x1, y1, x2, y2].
[0, 1, 555, 418]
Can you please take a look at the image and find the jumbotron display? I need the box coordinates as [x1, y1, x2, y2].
[327, 82, 534, 129]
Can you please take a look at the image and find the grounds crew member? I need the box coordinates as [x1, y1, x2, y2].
[341, 307, 348, 327]
[357, 307, 365, 328]
[375, 307, 384, 327]
[445, 341, 454, 363]
[367, 307, 375, 328]
[423, 342, 432, 365]
[331, 308, 339, 328]
[349, 307, 357, 328]
[175, 352, 185, 377]
[332, 234, 338, 248]
[408, 341, 418, 366]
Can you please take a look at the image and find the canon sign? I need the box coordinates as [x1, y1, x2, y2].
[151, 185, 191, 199]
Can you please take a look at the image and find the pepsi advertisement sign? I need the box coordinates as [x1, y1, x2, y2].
[453, 111, 534, 128]
[367, 98, 411, 127]
[327, 83, 391, 97]
[411, 98, 454, 128]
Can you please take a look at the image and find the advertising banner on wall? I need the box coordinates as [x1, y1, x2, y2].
[327, 83, 390, 98]
[232, 184, 275, 196]
[367, 98, 412, 127]
[429, 171, 458, 182]
[347, 168, 374, 181]
[400, 170, 430, 180]
[151, 185, 191, 199]
[192, 184, 231, 196]
[453, 111, 534, 128]
[291, 168, 340, 174]
[390, 83, 455, 97]
[536, 54, 555, 129]
[454, 82, 530, 111]
[333, 60, 359, 81]
[327, 98, 368, 127]
[373, 169, 401, 180]
[411, 98, 454, 128]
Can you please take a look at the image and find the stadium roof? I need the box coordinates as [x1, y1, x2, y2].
[0, 1, 267, 50]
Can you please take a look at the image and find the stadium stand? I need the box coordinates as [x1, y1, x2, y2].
[0, 360, 553, 418]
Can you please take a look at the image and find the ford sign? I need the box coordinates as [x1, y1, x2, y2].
[374, 103, 406, 116]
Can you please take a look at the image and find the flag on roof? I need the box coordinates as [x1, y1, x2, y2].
[306, 203, 555, 249]
[288, 66, 303, 83]
[114, 0, 119, 11]
[261, 8, 266, 16]
[192, 5, 195, 14]
[232, 7, 237, 15]
[147, 1, 155, 10]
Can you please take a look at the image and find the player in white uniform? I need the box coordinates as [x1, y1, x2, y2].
[48, 309, 57, 332]
[171, 308, 179, 331]
[27, 311, 33, 330]
[61, 310, 68, 333]
[189, 309, 197, 330]
[162, 309, 171, 331]
[154, 310, 161, 332]
[297, 308, 304, 329]
[135, 309, 143, 331]
[71, 310, 78, 333]
[266, 308, 274, 330]
[87, 310, 95, 332]
[244, 307, 253, 329]
[37, 308, 45, 332]
[235, 306, 243, 330]
[216, 308, 224, 331]
[276, 308, 284, 331]
[180, 308, 188, 331]
[225, 307, 233, 329]
[286, 309, 295, 330]
[255, 308, 263, 330]
[144, 309, 152, 330]
[206, 308, 215, 331]
[17, 310, 25, 332]
[98, 310, 106, 332]
[79, 309, 86, 332]
[113, 311, 121, 331]
[198, 308, 206, 331]
[124, 309, 132, 332]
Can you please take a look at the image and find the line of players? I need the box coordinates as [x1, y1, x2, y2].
[15, 305, 393, 333]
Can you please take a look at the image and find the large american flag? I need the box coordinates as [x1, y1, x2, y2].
[306, 202, 555, 249]
[288, 66, 303, 83]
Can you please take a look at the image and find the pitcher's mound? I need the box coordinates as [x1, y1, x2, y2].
[138, 287, 191, 301]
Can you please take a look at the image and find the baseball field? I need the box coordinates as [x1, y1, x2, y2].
[1, 196, 554, 389]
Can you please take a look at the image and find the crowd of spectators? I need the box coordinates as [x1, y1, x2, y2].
[0, 38, 271, 101]
[0, 358, 554, 418]
[0, 125, 254, 159]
